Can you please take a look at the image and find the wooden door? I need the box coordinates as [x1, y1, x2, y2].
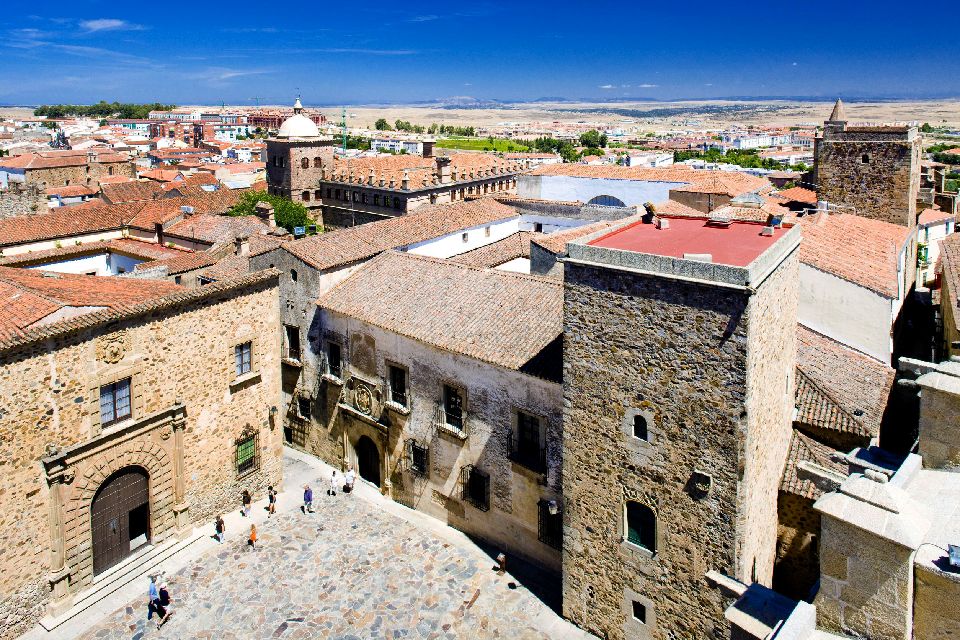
[91, 467, 150, 575]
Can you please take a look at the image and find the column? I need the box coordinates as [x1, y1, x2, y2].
[45, 470, 74, 616]
[171, 404, 191, 538]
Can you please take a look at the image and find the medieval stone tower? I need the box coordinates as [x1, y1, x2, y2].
[265, 98, 334, 215]
[560, 217, 801, 639]
[813, 99, 922, 227]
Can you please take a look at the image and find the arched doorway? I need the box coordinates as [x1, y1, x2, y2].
[355, 436, 381, 487]
[587, 194, 626, 207]
[91, 467, 150, 575]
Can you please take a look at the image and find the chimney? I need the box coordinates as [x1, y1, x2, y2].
[234, 233, 250, 256]
[255, 201, 276, 227]
[368, 168, 375, 185]
[401, 169, 410, 191]
[155, 222, 164, 246]
[436, 156, 452, 184]
[422, 139, 436, 158]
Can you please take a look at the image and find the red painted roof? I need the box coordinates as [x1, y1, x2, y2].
[587, 216, 783, 267]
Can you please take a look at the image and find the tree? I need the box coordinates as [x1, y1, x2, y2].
[375, 118, 392, 131]
[226, 190, 317, 234]
[579, 130, 606, 149]
[921, 123, 934, 133]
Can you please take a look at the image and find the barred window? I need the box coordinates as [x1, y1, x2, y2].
[407, 439, 429, 476]
[461, 465, 489, 511]
[538, 499, 562, 549]
[236, 432, 259, 476]
[100, 378, 132, 426]
[297, 397, 311, 420]
[235, 341, 252, 376]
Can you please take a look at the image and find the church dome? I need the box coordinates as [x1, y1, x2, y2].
[277, 98, 319, 138]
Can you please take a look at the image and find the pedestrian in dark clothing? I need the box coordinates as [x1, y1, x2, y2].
[303, 485, 313, 513]
[242, 489, 252, 517]
[147, 576, 159, 620]
[268, 486, 277, 516]
[215, 515, 225, 543]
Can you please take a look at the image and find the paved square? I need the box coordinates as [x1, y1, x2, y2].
[75, 459, 587, 640]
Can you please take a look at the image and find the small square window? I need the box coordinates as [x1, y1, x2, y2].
[99, 377, 132, 426]
[290, 269, 298, 282]
[461, 232, 469, 243]
[632, 601, 646, 624]
[860, 154, 870, 164]
[297, 397, 311, 419]
[484, 226, 491, 237]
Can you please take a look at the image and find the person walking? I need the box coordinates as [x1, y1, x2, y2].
[241, 489, 252, 517]
[156, 583, 172, 629]
[328, 470, 339, 497]
[303, 484, 313, 513]
[344, 467, 356, 494]
[248, 524, 257, 551]
[214, 515, 225, 543]
[147, 576, 159, 620]
[267, 485, 277, 516]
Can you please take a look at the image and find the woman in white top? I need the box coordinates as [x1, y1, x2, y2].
[328, 470, 339, 496]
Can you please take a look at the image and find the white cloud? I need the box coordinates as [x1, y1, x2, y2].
[408, 15, 439, 22]
[79, 19, 145, 33]
[637, 83, 658, 88]
[599, 84, 615, 89]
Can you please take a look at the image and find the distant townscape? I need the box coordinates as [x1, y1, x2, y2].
[1, 95, 960, 640]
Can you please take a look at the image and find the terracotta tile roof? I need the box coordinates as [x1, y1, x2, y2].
[284, 199, 518, 271]
[0, 149, 131, 170]
[100, 180, 164, 204]
[941, 234, 960, 336]
[327, 153, 521, 190]
[775, 186, 818, 205]
[0, 202, 140, 248]
[318, 251, 562, 371]
[0, 269, 278, 353]
[0, 266, 181, 343]
[531, 215, 644, 255]
[164, 212, 270, 245]
[530, 163, 771, 196]
[0, 238, 188, 267]
[140, 169, 184, 182]
[798, 212, 913, 298]
[918, 208, 955, 226]
[780, 429, 847, 499]
[129, 190, 245, 230]
[98, 175, 137, 186]
[134, 251, 219, 275]
[449, 232, 532, 268]
[45, 185, 97, 197]
[796, 325, 894, 438]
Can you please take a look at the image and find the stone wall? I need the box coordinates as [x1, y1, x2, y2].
[814, 128, 921, 227]
[917, 370, 960, 469]
[669, 190, 732, 214]
[914, 564, 960, 640]
[24, 159, 136, 190]
[314, 311, 564, 572]
[0, 183, 45, 219]
[560, 249, 797, 640]
[0, 275, 282, 639]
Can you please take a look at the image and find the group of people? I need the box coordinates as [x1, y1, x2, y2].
[303, 467, 356, 512]
[147, 576, 172, 630]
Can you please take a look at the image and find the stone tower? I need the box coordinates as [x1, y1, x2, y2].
[813, 98, 922, 227]
[265, 98, 334, 214]
[560, 216, 801, 639]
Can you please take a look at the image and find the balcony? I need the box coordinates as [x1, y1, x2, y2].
[281, 346, 302, 367]
[384, 385, 410, 414]
[510, 434, 547, 474]
[434, 405, 467, 440]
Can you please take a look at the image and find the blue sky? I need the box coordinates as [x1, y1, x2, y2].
[1, 1, 955, 106]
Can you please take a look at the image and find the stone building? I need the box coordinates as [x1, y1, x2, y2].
[561, 215, 801, 639]
[314, 152, 522, 228]
[0, 149, 136, 191]
[0, 267, 282, 638]
[311, 251, 564, 570]
[941, 234, 960, 360]
[813, 99, 923, 227]
[264, 99, 335, 215]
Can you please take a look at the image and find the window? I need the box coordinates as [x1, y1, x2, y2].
[388, 364, 408, 406]
[513, 411, 545, 471]
[374, 195, 380, 206]
[335, 189, 341, 200]
[327, 341, 342, 378]
[533, 222, 544, 232]
[198, 276, 214, 286]
[302, 191, 310, 201]
[100, 378, 132, 426]
[461, 465, 489, 511]
[235, 432, 259, 476]
[284, 325, 301, 361]
[626, 501, 656, 552]
[461, 232, 469, 243]
[393, 197, 402, 211]
[174, 275, 182, 285]
[484, 226, 491, 237]
[407, 439, 429, 476]
[538, 499, 562, 549]
[443, 384, 464, 431]
[315, 189, 322, 200]
[301, 157, 310, 169]
[633, 415, 648, 441]
[235, 341, 252, 376]
[430, 194, 438, 204]
[352, 191, 359, 202]
[860, 154, 870, 164]
[632, 601, 646, 624]
[326, 188, 332, 198]
[290, 269, 297, 282]
[297, 397, 311, 420]
[313, 157, 322, 168]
